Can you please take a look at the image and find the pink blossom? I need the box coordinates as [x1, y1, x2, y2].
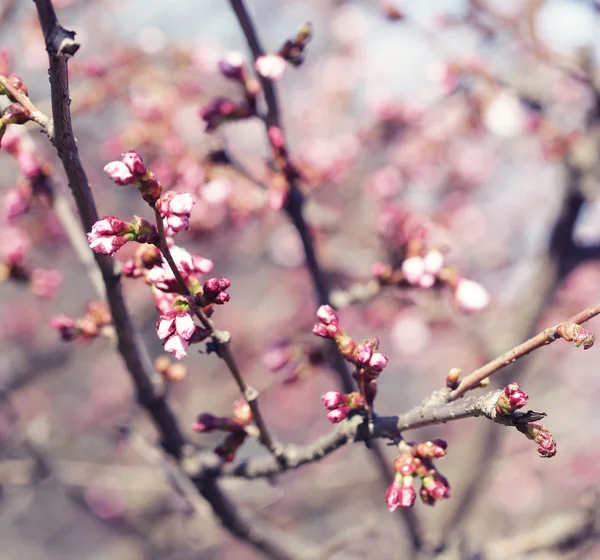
[356, 341, 374, 365]
[202, 276, 231, 304]
[87, 217, 132, 256]
[422, 475, 451, 501]
[218, 51, 246, 80]
[122, 150, 147, 177]
[156, 315, 176, 341]
[419, 273, 436, 289]
[316, 304, 338, 325]
[17, 151, 41, 179]
[156, 309, 198, 360]
[327, 405, 350, 423]
[386, 474, 416, 512]
[255, 54, 286, 81]
[402, 256, 425, 285]
[423, 250, 444, 275]
[3, 188, 30, 222]
[159, 192, 195, 235]
[369, 352, 388, 373]
[51, 314, 78, 341]
[175, 312, 196, 339]
[1, 227, 30, 266]
[191, 255, 214, 274]
[104, 161, 135, 185]
[454, 278, 490, 313]
[321, 391, 346, 410]
[312, 323, 329, 338]
[163, 333, 189, 360]
[1, 126, 21, 154]
[30, 268, 63, 299]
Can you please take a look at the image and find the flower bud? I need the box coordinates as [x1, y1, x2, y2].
[446, 367, 461, 389]
[321, 391, 346, 410]
[255, 54, 287, 81]
[496, 383, 529, 415]
[327, 405, 351, 423]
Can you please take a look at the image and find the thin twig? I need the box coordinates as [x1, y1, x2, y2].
[449, 302, 600, 400]
[0, 73, 52, 133]
[153, 206, 280, 459]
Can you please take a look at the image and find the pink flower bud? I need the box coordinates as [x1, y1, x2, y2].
[312, 323, 329, 338]
[51, 314, 78, 342]
[192, 255, 214, 275]
[402, 256, 425, 285]
[496, 383, 529, 415]
[267, 126, 286, 150]
[3, 187, 30, 222]
[356, 341, 374, 365]
[412, 440, 447, 459]
[1, 227, 30, 266]
[386, 473, 416, 511]
[327, 405, 351, 423]
[104, 161, 135, 186]
[232, 399, 253, 426]
[316, 304, 338, 325]
[422, 474, 451, 502]
[122, 150, 147, 178]
[202, 276, 231, 304]
[423, 250, 444, 274]
[418, 273, 436, 289]
[30, 268, 63, 299]
[193, 413, 219, 432]
[255, 54, 287, 81]
[321, 391, 346, 410]
[87, 217, 132, 256]
[17, 151, 41, 179]
[369, 352, 388, 373]
[0, 126, 21, 153]
[454, 278, 490, 313]
[517, 422, 557, 458]
[218, 51, 246, 80]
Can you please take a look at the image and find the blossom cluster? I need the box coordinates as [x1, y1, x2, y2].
[386, 440, 450, 511]
[82, 150, 231, 359]
[374, 207, 490, 313]
[321, 390, 366, 423]
[193, 399, 254, 462]
[51, 301, 112, 342]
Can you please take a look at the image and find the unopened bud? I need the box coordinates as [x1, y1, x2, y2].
[446, 367, 461, 388]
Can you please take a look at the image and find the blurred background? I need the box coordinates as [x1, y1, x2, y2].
[2, 0, 600, 558]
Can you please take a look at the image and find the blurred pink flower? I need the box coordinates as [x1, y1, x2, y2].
[255, 54, 286, 81]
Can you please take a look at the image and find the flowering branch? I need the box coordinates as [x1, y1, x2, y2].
[30, 2, 299, 558]
[152, 205, 280, 459]
[210, 389, 544, 480]
[449, 303, 600, 400]
[0, 73, 51, 133]
[228, 0, 424, 547]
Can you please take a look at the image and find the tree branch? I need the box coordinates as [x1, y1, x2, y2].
[30, 2, 309, 558]
[229, 0, 425, 551]
[209, 390, 544, 480]
[449, 302, 600, 400]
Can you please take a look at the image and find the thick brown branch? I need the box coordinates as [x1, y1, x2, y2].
[32, 3, 304, 558]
